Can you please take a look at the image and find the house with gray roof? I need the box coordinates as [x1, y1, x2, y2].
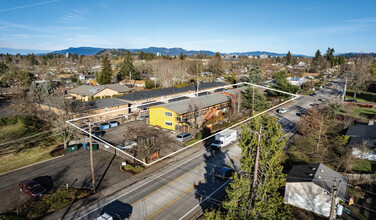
[68, 84, 132, 101]
[285, 163, 348, 218]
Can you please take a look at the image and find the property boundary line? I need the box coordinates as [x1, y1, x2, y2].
[66, 82, 299, 166]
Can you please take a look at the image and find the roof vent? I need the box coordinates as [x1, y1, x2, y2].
[309, 174, 313, 176]
[318, 176, 321, 179]
[320, 169, 324, 172]
[312, 168, 316, 171]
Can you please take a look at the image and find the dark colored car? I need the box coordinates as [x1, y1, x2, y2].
[309, 93, 317, 96]
[346, 99, 357, 103]
[19, 180, 46, 197]
[92, 130, 106, 137]
[96, 200, 132, 220]
[296, 111, 308, 117]
[215, 167, 235, 180]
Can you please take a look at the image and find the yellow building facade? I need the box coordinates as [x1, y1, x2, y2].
[149, 106, 178, 130]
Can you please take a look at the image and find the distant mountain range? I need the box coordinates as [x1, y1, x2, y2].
[1, 46, 375, 58]
[48, 47, 306, 57]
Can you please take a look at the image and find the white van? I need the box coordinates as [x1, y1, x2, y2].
[211, 129, 237, 149]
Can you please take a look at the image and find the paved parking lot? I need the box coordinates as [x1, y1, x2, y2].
[0, 149, 132, 213]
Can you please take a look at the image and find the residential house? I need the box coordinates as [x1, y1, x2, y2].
[287, 77, 306, 87]
[346, 121, 376, 161]
[148, 89, 239, 130]
[120, 79, 146, 88]
[285, 163, 348, 218]
[68, 84, 132, 101]
[116, 82, 227, 112]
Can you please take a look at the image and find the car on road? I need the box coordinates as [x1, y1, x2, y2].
[277, 108, 287, 114]
[309, 92, 317, 96]
[310, 103, 320, 107]
[95, 200, 132, 220]
[117, 141, 137, 150]
[137, 115, 149, 120]
[346, 99, 357, 103]
[19, 180, 46, 198]
[215, 167, 235, 180]
[319, 98, 327, 102]
[176, 132, 193, 142]
[296, 110, 308, 117]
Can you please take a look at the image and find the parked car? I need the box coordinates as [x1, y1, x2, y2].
[92, 130, 106, 137]
[137, 115, 149, 120]
[117, 141, 137, 150]
[277, 108, 287, 114]
[215, 167, 235, 180]
[176, 133, 193, 142]
[19, 180, 46, 197]
[346, 99, 357, 103]
[319, 98, 327, 102]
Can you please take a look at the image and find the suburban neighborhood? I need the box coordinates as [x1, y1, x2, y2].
[0, 1, 376, 220]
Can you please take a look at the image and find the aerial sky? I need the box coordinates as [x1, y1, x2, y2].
[0, 0, 375, 55]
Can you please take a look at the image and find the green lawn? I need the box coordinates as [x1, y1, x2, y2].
[0, 123, 60, 174]
[338, 105, 376, 120]
[352, 159, 376, 173]
[0, 123, 40, 144]
[353, 107, 376, 118]
[346, 90, 376, 103]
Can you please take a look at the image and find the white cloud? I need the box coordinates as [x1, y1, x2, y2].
[0, 0, 60, 13]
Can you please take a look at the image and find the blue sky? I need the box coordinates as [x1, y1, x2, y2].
[0, 0, 375, 55]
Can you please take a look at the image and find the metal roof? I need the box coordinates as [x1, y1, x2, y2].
[286, 163, 348, 201]
[151, 92, 232, 115]
[117, 82, 227, 102]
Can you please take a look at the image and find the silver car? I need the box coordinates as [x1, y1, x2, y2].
[176, 133, 193, 142]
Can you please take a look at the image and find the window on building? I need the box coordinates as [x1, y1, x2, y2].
[165, 112, 173, 117]
[165, 121, 172, 126]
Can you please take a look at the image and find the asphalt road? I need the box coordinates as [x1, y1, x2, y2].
[66, 143, 241, 220]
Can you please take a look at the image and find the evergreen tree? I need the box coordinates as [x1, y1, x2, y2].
[5, 54, 12, 64]
[117, 50, 139, 81]
[338, 55, 346, 65]
[96, 56, 112, 85]
[242, 87, 270, 111]
[247, 64, 263, 84]
[27, 53, 38, 66]
[325, 47, 336, 67]
[204, 115, 290, 219]
[285, 51, 292, 65]
[179, 52, 185, 60]
[269, 71, 300, 97]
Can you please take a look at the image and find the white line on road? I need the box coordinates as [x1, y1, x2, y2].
[74, 146, 214, 220]
[178, 179, 231, 220]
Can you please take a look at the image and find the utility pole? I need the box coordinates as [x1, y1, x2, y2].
[196, 81, 200, 97]
[329, 180, 341, 220]
[251, 126, 262, 202]
[89, 122, 96, 192]
[252, 85, 255, 115]
[342, 77, 347, 102]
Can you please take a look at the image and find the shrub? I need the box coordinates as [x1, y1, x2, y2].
[24, 201, 49, 219]
[123, 164, 134, 171]
[133, 165, 145, 173]
[196, 132, 203, 140]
